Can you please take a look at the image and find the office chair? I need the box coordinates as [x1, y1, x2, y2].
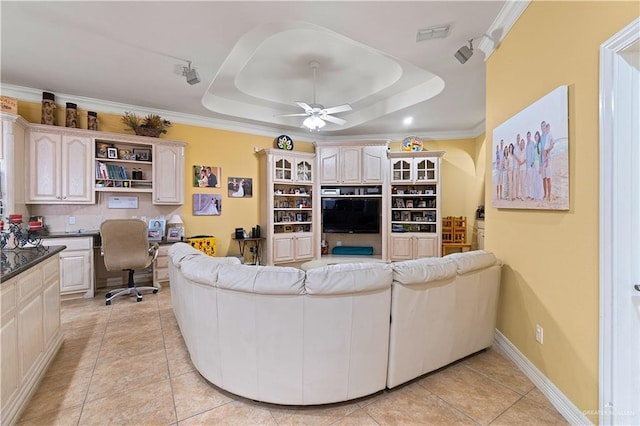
[100, 219, 159, 305]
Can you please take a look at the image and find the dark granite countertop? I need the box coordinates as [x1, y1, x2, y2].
[1, 246, 66, 282]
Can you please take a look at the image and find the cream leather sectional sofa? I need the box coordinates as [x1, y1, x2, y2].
[168, 243, 501, 405]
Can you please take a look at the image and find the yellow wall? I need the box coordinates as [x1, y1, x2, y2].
[485, 1, 638, 420]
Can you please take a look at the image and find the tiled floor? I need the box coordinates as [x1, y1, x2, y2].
[18, 288, 568, 425]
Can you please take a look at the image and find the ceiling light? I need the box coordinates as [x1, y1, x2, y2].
[403, 117, 414, 125]
[454, 39, 474, 64]
[303, 114, 326, 131]
[182, 61, 201, 85]
[416, 25, 450, 42]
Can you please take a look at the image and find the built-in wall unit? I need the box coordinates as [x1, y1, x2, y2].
[388, 151, 444, 260]
[314, 140, 389, 260]
[258, 149, 315, 266]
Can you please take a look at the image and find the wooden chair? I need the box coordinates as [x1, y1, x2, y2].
[442, 216, 472, 256]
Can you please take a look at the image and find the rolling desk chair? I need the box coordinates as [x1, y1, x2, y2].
[100, 219, 159, 305]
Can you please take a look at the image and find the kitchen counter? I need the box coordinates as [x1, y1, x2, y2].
[1, 245, 66, 282]
[42, 230, 101, 248]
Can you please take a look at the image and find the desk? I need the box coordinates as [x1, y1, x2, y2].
[442, 243, 473, 256]
[234, 237, 265, 265]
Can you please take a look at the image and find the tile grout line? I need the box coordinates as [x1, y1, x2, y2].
[414, 380, 482, 425]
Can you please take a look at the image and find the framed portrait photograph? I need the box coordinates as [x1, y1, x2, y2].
[193, 165, 221, 188]
[395, 199, 405, 208]
[193, 194, 222, 216]
[406, 199, 414, 208]
[148, 219, 166, 241]
[133, 148, 151, 161]
[167, 226, 183, 242]
[228, 177, 252, 198]
[401, 211, 411, 222]
[107, 147, 118, 159]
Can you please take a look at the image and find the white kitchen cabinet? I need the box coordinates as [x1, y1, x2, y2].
[0, 113, 28, 217]
[1, 254, 62, 426]
[388, 151, 444, 260]
[259, 149, 316, 265]
[42, 237, 94, 299]
[27, 130, 93, 203]
[153, 143, 184, 204]
[316, 141, 388, 185]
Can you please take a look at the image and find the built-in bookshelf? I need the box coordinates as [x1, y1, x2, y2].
[94, 139, 153, 192]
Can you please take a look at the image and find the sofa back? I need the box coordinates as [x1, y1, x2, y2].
[386, 250, 501, 388]
[167, 243, 392, 405]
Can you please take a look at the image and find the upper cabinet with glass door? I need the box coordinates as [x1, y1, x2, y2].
[274, 154, 313, 183]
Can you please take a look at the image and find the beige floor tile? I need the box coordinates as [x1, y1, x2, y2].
[269, 401, 362, 426]
[329, 408, 379, 425]
[98, 328, 165, 359]
[364, 384, 474, 425]
[179, 400, 276, 425]
[44, 344, 100, 378]
[419, 363, 521, 424]
[60, 307, 111, 330]
[19, 368, 92, 421]
[490, 396, 569, 425]
[85, 349, 169, 402]
[167, 348, 196, 377]
[79, 378, 176, 425]
[108, 304, 160, 323]
[463, 347, 535, 395]
[171, 370, 234, 421]
[525, 387, 558, 412]
[17, 404, 82, 426]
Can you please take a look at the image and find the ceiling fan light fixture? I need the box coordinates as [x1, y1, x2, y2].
[303, 115, 326, 131]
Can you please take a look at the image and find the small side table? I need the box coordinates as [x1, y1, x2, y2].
[234, 237, 265, 265]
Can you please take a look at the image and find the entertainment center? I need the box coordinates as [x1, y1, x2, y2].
[259, 141, 444, 265]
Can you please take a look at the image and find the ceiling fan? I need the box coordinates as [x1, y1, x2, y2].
[279, 61, 352, 131]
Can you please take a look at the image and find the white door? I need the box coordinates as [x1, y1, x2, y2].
[599, 18, 640, 426]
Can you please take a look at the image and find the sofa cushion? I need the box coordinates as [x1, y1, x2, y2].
[391, 257, 457, 285]
[304, 262, 392, 295]
[179, 255, 242, 286]
[445, 250, 498, 274]
[168, 242, 207, 269]
[217, 264, 306, 295]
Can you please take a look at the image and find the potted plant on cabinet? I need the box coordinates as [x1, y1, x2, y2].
[121, 112, 172, 137]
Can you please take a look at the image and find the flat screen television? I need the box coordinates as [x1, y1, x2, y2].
[322, 198, 381, 234]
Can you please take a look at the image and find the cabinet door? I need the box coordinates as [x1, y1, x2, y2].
[18, 293, 43, 379]
[414, 157, 438, 182]
[362, 146, 385, 184]
[319, 148, 339, 184]
[1, 316, 18, 408]
[294, 158, 313, 183]
[273, 235, 295, 263]
[274, 155, 294, 182]
[153, 144, 184, 204]
[61, 135, 93, 202]
[28, 131, 61, 201]
[390, 235, 414, 261]
[414, 235, 439, 258]
[340, 147, 361, 184]
[294, 233, 314, 260]
[59, 250, 92, 294]
[390, 158, 413, 183]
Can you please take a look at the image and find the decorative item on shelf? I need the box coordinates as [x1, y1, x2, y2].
[121, 111, 172, 137]
[87, 111, 98, 130]
[401, 135, 423, 152]
[96, 142, 111, 158]
[41, 91, 56, 125]
[275, 134, 294, 150]
[1, 96, 18, 114]
[65, 102, 78, 127]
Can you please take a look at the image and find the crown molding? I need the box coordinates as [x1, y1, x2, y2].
[1, 83, 485, 143]
[478, 0, 531, 60]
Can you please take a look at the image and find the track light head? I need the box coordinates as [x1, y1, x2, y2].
[182, 61, 201, 85]
[454, 40, 474, 64]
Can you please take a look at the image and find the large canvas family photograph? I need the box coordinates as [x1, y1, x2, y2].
[492, 85, 569, 210]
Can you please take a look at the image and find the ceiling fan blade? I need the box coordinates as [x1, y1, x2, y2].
[295, 102, 313, 112]
[277, 113, 310, 117]
[321, 104, 352, 115]
[320, 114, 347, 125]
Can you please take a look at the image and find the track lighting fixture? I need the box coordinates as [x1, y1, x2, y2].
[182, 61, 201, 85]
[454, 39, 474, 64]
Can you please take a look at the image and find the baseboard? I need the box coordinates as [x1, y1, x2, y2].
[494, 330, 592, 425]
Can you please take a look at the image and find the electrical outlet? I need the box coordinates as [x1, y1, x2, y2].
[68, 216, 76, 225]
[536, 324, 544, 344]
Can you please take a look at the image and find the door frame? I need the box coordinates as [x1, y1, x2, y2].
[599, 17, 639, 425]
